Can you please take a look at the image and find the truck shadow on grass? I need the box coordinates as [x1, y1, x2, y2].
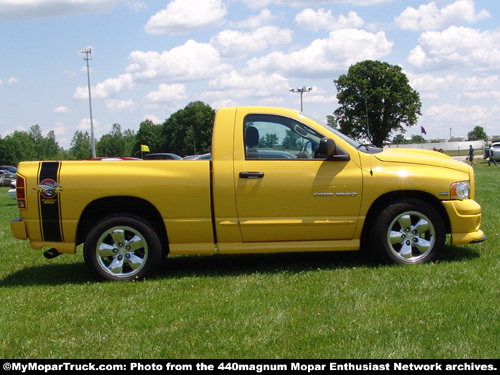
[0, 244, 479, 287]
[160, 244, 479, 279]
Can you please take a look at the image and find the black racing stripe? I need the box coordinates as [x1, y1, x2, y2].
[39, 161, 63, 242]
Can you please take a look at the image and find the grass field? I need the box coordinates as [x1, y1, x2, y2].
[0, 158, 499, 359]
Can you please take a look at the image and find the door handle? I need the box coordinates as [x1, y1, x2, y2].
[239, 172, 264, 179]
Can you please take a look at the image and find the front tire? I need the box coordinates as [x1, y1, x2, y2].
[370, 199, 445, 264]
[84, 214, 163, 281]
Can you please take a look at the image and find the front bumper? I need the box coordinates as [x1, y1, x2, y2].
[442, 199, 485, 245]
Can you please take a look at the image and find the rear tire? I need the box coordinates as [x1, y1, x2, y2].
[370, 199, 445, 264]
[84, 213, 163, 281]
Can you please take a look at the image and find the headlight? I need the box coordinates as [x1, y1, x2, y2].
[450, 181, 470, 199]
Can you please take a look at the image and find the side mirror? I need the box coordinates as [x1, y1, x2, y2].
[318, 137, 336, 157]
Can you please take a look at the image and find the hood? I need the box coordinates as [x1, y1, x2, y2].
[375, 148, 471, 172]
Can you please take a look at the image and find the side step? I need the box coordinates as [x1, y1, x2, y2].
[43, 248, 62, 259]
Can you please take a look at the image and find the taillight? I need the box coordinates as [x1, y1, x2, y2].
[16, 175, 27, 209]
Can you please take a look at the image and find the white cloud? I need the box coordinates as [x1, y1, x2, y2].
[74, 73, 134, 99]
[246, 29, 393, 77]
[408, 26, 500, 72]
[295, 9, 364, 32]
[126, 1, 147, 13]
[410, 72, 500, 101]
[202, 70, 290, 107]
[211, 26, 292, 58]
[105, 99, 135, 112]
[144, 0, 226, 35]
[7, 76, 18, 86]
[208, 70, 289, 95]
[143, 83, 187, 104]
[77, 117, 99, 132]
[234, 8, 275, 29]
[143, 114, 162, 124]
[126, 40, 232, 82]
[242, 0, 393, 7]
[0, 0, 121, 20]
[424, 103, 490, 133]
[53, 106, 70, 113]
[395, 0, 490, 32]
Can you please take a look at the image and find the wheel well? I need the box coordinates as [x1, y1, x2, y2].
[361, 191, 451, 247]
[76, 196, 169, 255]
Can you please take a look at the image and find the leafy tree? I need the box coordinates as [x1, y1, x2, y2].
[96, 123, 127, 157]
[326, 115, 337, 129]
[133, 119, 162, 157]
[467, 126, 487, 141]
[333, 60, 422, 147]
[392, 134, 406, 144]
[122, 129, 136, 156]
[411, 134, 425, 143]
[29, 125, 60, 160]
[161, 101, 214, 156]
[69, 131, 91, 159]
[282, 130, 301, 150]
[259, 133, 279, 148]
[0, 127, 62, 165]
[5, 131, 37, 162]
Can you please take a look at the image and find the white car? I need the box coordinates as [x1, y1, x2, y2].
[8, 180, 16, 199]
[490, 141, 500, 161]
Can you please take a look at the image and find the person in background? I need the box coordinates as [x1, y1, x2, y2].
[468, 145, 475, 166]
[488, 145, 497, 166]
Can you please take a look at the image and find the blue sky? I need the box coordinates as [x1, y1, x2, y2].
[1, 0, 499, 149]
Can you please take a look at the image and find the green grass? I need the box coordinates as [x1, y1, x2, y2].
[1, 159, 499, 359]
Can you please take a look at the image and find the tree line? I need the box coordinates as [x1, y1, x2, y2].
[0, 101, 215, 166]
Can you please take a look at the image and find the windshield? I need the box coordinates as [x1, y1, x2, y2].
[305, 114, 382, 154]
[304, 114, 362, 148]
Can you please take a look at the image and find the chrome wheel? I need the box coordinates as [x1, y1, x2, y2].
[96, 226, 148, 278]
[84, 214, 163, 281]
[370, 199, 445, 265]
[387, 211, 435, 263]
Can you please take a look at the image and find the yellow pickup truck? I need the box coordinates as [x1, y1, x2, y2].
[11, 107, 485, 281]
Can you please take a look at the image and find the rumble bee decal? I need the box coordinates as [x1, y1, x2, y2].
[37, 179, 63, 199]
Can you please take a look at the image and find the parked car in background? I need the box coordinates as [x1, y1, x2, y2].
[183, 153, 212, 160]
[143, 153, 182, 160]
[0, 173, 16, 187]
[0, 165, 17, 174]
[484, 141, 500, 161]
[8, 180, 16, 199]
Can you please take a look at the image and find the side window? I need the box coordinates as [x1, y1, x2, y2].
[244, 114, 323, 160]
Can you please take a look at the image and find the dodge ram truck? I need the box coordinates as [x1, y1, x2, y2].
[10, 107, 485, 281]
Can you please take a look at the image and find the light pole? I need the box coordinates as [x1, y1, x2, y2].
[80, 47, 96, 158]
[290, 86, 312, 112]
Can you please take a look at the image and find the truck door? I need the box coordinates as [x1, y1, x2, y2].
[233, 113, 363, 243]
